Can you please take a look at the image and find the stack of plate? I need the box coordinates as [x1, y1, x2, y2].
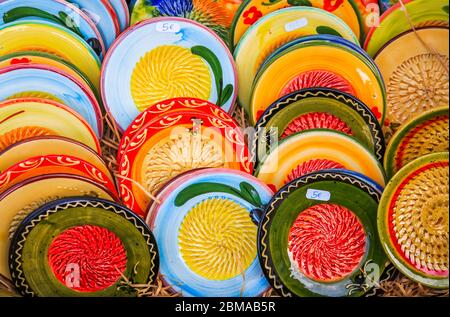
[0, 1, 160, 297]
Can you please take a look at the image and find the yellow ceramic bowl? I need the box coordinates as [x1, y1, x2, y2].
[250, 43, 386, 124]
[0, 98, 100, 153]
[0, 175, 115, 278]
[0, 21, 101, 91]
[255, 130, 386, 190]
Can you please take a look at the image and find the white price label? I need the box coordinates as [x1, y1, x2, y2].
[156, 22, 181, 33]
[306, 189, 331, 202]
[285, 18, 308, 32]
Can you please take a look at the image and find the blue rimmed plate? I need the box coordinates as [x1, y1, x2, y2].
[145, 168, 272, 297]
[0, 64, 103, 138]
[0, 0, 105, 59]
[102, 17, 237, 132]
[110, 0, 130, 31]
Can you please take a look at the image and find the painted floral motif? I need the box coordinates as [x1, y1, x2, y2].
[243, 6, 263, 25]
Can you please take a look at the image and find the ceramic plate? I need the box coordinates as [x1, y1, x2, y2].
[384, 107, 449, 179]
[67, 0, 120, 49]
[364, 0, 449, 56]
[0, 155, 118, 197]
[255, 129, 386, 191]
[118, 97, 237, 160]
[110, 0, 130, 32]
[231, 0, 362, 47]
[379, 0, 398, 13]
[102, 17, 237, 132]
[0, 174, 117, 279]
[0, 20, 101, 92]
[250, 37, 386, 124]
[0, 64, 103, 137]
[0, 98, 100, 153]
[374, 27, 449, 135]
[253, 88, 386, 163]
[259, 170, 387, 297]
[130, 0, 232, 42]
[146, 168, 272, 297]
[118, 109, 252, 216]
[0, 0, 105, 58]
[378, 152, 449, 289]
[0, 51, 99, 99]
[0, 136, 113, 181]
[9, 197, 159, 297]
[353, 0, 379, 36]
[234, 6, 359, 112]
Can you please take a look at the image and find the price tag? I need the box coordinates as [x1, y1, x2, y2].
[306, 189, 331, 202]
[156, 22, 181, 33]
[284, 18, 308, 32]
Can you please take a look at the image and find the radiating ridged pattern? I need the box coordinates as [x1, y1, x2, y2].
[142, 130, 224, 196]
[281, 112, 353, 138]
[280, 70, 355, 97]
[131, 45, 212, 112]
[178, 198, 257, 280]
[288, 204, 366, 282]
[395, 116, 449, 172]
[388, 54, 449, 125]
[48, 225, 127, 292]
[0, 127, 54, 152]
[188, 0, 229, 39]
[391, 164, 449, 275]
[284, 159, 345, 184]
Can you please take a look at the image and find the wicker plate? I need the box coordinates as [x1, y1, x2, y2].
[378, 152, 449, 289]
[9, 197, 159, 297]
[146, 168, 272, 297]
[258, 170, 387, 297]
[0, 174, 117, 278]
[384, 106, 449, 179]
[253, 88, 385, 164]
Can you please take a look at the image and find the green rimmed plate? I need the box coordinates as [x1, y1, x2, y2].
[378, 152, 449, 289]
[253, 88, 385, 164]
[9, 197, 159, 297]
[258, 170, 387, 297]
[384, 106, 449, 179]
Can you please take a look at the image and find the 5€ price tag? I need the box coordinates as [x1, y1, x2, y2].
[306, 189, 331, 202]
[156, 22, 181, 33]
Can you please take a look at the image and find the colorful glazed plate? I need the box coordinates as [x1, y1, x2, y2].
[378, 152, 449, 289]
[0, 64, 103, 137]
[258, 169, 387, 297]
[102, 17, 237, 132]
[250, 37, 386, 124]
[374, 27, 449, 133]
[253, 88, 386, 163]
[0, 174, 117, 279]
[384, 106, 449, 179]
[146, 168, 272, 297]
[0, 20, 101, 92]
[0, 0, 105, 58]
[110, 0, 130, 32]
[0, 136, 113, 181]
[231, 0, 362, 47]
[0, 155, 117, 197]
[0, 98, 100, 153]
[118, 109, 252, 216]
[9, 197, 159, 297]
[255, 129, 386, 190]
[364, 0, 449, 56]
[234, 6, 360, 112]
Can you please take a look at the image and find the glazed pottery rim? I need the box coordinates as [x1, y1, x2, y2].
[0, 19, 102, 68]
[0, 64, 104, 138]
[0, 154, 118, 196]
[0, 97, 102, 154]
[258, 169, 384, 297]
[0, 0, 107, 58]
[383, 106, 449, 179]
[110, 0, 130, 29]
[252, 87, 386, 163]
[101, 16, 238, 133]
[99, 0, 121, 36]
[254, 128, 387, 185]
[377, 152, 449, 289]
[230, 0, 363, 48]
[9, 196, 159, 297]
